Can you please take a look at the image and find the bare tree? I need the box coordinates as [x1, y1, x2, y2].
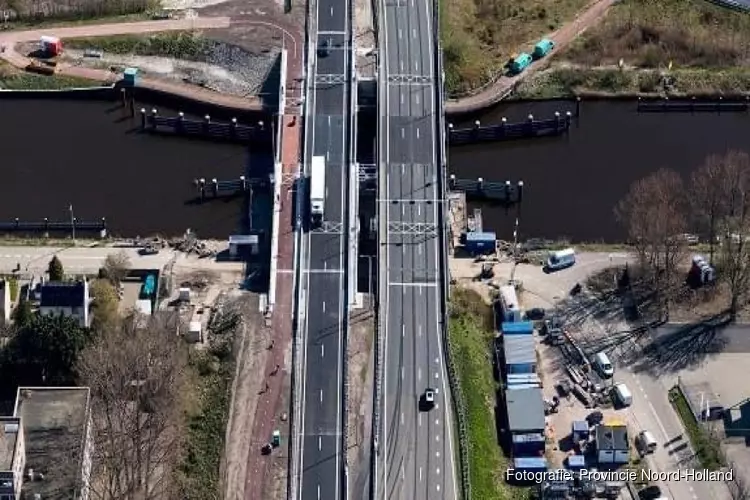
[615, 168, 688, 318]
[100, 251, 131, 286]
[691, 154, 729, 264]
[715, 151, 750, 316]
[78, 313, 187, 500]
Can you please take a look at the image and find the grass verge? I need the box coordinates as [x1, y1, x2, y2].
[668, 386, 725, 471]
[3, 12, 151, 30]
[448, 287, 531, 499]
[0, 62, 105, 89]
[177, 342, 233, 499]
[64, 32, 211, 60]
[440, 0, 589, 95]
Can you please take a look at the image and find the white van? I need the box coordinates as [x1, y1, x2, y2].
[546, 248, 576, 271]
[593, 352, 614, 378]
[613, 383, 632, 407]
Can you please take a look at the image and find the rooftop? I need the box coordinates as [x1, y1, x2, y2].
[506, 387, 545, 432]
[14, 387, 91, 499]
[595, 423, 629, 451]
[503, 334, 536, 365]
[0, 417, 21, 471]
[40, 281, 87, 308]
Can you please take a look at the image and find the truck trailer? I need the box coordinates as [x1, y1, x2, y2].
[309, 155, 326, 227]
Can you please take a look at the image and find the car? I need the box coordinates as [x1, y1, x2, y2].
[526, 307, 545, 320]
[586, 410, 604, 427]
[317, 39, 331, 57]
[638, 485, 662, 499]
[139, 246, 159, 256]
[421, 388, 436, 410]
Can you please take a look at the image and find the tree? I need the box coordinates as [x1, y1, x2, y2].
[713, 151, 750, 316]
[12, 298, 33, 328]
[48, 255, 64, 281]
[100, 251, 131, 286]
[691, 153, 730, 264]
[78, 313, 187, 500]
[615, 168, 688, 318]
[90, 279, 120, 332]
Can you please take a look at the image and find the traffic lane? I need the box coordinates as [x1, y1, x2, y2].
[410, 295, 432, 500]
[322, 160, 345, 219]
[0, 247, 174, 273]
[315, 43, 346, 76]
[414, 0, 433, 77]
[311, 84, 345, 118]
[401, 287, 421, 500]
[618, 368, 725, 500]
[316, 0, 346, 33]
[311, 114, 344, 161]
[384, 5, 403, 74]
[301, 433, 339, 500]
[309, 233, 343, 270]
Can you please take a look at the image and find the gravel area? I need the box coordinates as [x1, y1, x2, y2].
[60, 39, 279, 97]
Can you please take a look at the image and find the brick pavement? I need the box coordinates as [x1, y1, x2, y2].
[244, 46, 302, 500]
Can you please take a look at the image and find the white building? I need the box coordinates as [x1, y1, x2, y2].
[0, 416, 25, 500]
[39, 281, 90, 328]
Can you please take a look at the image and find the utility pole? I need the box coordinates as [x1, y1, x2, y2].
[69, 204, 76, 244]
[509, 216, 520, 284]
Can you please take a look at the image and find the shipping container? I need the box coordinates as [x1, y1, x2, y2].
[507, 374, 541, 385]
[502, 321, 533, 335]
[532, 39, 555, 59]
[123, 67, 139, 87]
[464, 231, 496, 255]
[510, 53, 532, 74]
[512, 433, 546, 456]
[498, 286, 521, 322]
[504, 334, 535, 375]
[506, 383, 541, 390]
[506, 363, 536, 375]
[566, 454, 586, 470]
[511, 457, 548, 475]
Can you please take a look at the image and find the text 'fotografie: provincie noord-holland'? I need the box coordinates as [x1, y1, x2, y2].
[506, 468, 734, 483]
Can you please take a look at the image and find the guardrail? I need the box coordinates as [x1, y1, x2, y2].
[434, 0, 471, 497]
[288, 0, 316, 495]
[370, 0, 387, 496]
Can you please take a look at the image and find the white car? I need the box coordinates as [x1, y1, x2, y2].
[422, 388, 437, 410]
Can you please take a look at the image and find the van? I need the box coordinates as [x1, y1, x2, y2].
[546, 248, 576, 271]
[613, 383, 632, 407]
[593, 352, 614, 378]
[636, 430, 657, 455]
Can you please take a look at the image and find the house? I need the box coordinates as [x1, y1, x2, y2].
[39, 281, 90, 328]
[506, 387, 546, 436]
[595, 419, 629, 464]
[14, 387, 94, 500]
[0, 417, 25, 500]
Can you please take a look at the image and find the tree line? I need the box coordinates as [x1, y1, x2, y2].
[615, 149, 750, 319]
[1, 0, 157, 22]
[2, 251, 188, 499]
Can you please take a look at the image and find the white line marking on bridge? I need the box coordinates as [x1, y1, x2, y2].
[401, 367, 404, 379]
[418, 413, 421, 427]
[418, 205, 421, 216]
[412, 28, 416, 38]
[389, 282, 438, 287]
[401, 127, 405, 138]
[437, 485, 441, 493]
[416, 93, 420, 104]
[320, 390, 323, 403]
[322, 301, 326, 312]
[437, 468, 440, 475]
[400, 94, 404, 104]
[321, 344, 325, 358]
[418, 325, 422, 337]
[329, 6, 333, 16]
[400, 60, 404, 71]
[318, 436, 322, 450]
[398, 28, 402, 39]
[417, 368, 421, 381]
[419, 467, 423, 482]
[416, 127, 420, 139]
[317, 485, 321, 500]
[401, 412, 404, 424]
[402, 324, 405, 337]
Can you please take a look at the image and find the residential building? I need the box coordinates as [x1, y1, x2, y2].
[39, 281, 90, 328]
[14, 387, 93, 500]
[0, 417, 24, 500]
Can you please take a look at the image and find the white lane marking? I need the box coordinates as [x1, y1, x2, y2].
[418, 413, 422, 427]
[435, 419, 439, 425]
[416, 94, 420, 104]
[418, 245, 422, 255]
[401, 367, 404, 379]
[402, 205, 405, 216]
[402, 324, 405, 337]
[418, 205, 421, 216]
[401, 412, 404, 424]
[417, 368, 421, 381]
[419, 467, 423, 482]
[400, 60, 404, 71]
[317, 484, 321, 500]
[401, 127, 405, 138]
[401, 464, 405, 480]
[416, 127, 420, 139]
[318, 436, 322, 450]
[436, 434, 440, 442]
[437, 485, 441, 492]
[398, 28, 402, 39]
[437, 468, 441, 475]
[412, 28, 417, 39]
[319, 389, 323, 403]
[321, 344, 325, 358]
[401, 164, 405, 175]
[400, 94, 404, 104]
[418, 325, 422, 337]
[322, 301, 326, 312]
[329, 6, 333, 16]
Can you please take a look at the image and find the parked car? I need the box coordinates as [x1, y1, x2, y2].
[526, 307, 545, 320]
[638, 485, 662, 499]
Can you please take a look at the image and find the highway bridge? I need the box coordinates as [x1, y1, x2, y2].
[289, 0, 457, 496]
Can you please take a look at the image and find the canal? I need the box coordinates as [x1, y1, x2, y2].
[449, 99, 750, 243]
[0, 97, 271, 238]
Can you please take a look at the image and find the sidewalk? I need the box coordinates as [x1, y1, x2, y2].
[445, 0, 616, 115]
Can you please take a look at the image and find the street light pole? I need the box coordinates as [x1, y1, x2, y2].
[69, 204, 76, 244]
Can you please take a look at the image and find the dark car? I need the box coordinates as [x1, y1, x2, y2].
[526, 307, 545, 320]
[638, 485, 662, 500]
[586, 410, 604, 427]
[317, 39, 331, 57]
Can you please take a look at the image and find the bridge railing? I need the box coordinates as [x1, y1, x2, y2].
[288, 0, 317, 495]
[433, 1, 471, 499]
[370, 0, 388, 496]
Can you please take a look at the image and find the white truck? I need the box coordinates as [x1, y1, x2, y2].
[310, 155, 326, 226]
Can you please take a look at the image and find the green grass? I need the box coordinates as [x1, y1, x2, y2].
[2, 12, 151, 30]
[0, 63, 106, 90]
[668, 386, 725, 471]
[177, 346, 233, 500]
[440, 0, 590, 95]
[64, 32, 211, 60]
[449, 287, 531, 500]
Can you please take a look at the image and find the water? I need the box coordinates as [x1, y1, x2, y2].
[449, 99, 750, 242]
[0, 98, 271, 238]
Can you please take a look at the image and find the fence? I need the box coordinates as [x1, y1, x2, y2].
[434, 0, 471, 497]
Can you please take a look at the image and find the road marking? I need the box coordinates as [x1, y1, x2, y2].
[401, 367, 404, 379]
[436, 435, 440, 442]
[402, 324, 405, 337]
[318, 436, 322, 450]
[435, 419, 439, 425]
[419, 286, 423, 296]
[389, 282, 438, 287]
[419, 467, 422, 482]
[401, 412, 404, 424]
[416, 127, 420, 139]
[317, 485, 321, 500]
[418, 325, 422, 337]
[400, 60, 404, 71]
[329, 6, 333, 16]
[402, 205, 405, 216]
[320, 389, 323, 403]
[401, 464, 405, 480]
[418, 413, 421, 427]
[398, 28, 402, 39]
[401, 127, 405, 138]
[418, 205, 421, 216]
[400, 94, 404, 104]
[415, 94, 420, 105]
[436, 451, 440, 458]
[437, 485, 441, 493]
[321, 344, 325, 358]
[322, 301, 326, 312]
[417, 368, 421, 381]
[437, 468, 440, 475]
[412, 28, 417, 39]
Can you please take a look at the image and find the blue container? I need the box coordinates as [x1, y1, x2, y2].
[140, 274, 156, 298]
[567, 455, 586, 471]
[510, 53, 532, 74]
[509, 457, 548, 483]
[506, 363, 536, 375]
[123, 67, 139, 87]
[532, 39, 555, 59]
[502, 321, 534, 335]
[512, 433, 546, 456]
[464, 231, 496, 255]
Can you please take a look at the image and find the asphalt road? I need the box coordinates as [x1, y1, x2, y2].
[298, 0, 350, 498]
[379, 0, 457, 498]
[0, 246, 173, 275]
